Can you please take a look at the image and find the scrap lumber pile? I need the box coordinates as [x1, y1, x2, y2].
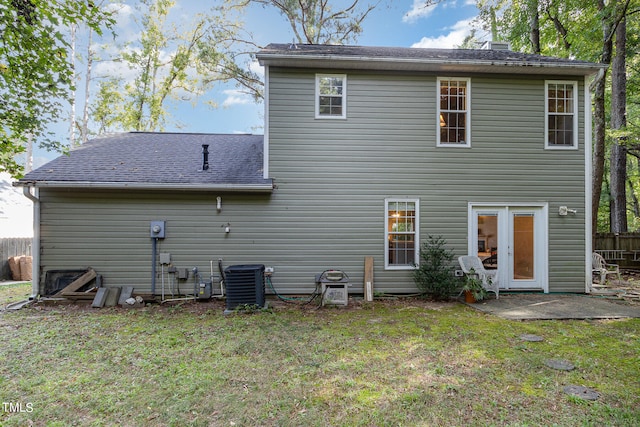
[54, 268, 99, 300]
[620, 270, 640, 302]
[50, 270, 145, 308]
[591, 269, 640, 304]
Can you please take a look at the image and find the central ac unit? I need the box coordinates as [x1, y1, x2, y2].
[224, 264, 265, 311]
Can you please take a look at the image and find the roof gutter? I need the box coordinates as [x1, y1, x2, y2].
[15, 181, 274, 193]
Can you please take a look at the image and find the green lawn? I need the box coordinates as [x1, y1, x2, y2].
[1, 283, 638, 426]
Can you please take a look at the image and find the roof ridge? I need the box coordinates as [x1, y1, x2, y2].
[127, 131, 256, 136]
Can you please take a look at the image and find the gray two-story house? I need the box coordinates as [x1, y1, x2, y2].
[17, 43, 605, 298]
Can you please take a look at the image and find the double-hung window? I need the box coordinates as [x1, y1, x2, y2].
[438, 78, 470, 147]
[385, 199, 419, 269]
[545, 81, 578, 149]
[316, 74, 346, 119]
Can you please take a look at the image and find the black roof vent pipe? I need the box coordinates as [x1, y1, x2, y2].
[202, 144, 209, 171]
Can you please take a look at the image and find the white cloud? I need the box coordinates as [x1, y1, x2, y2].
[403, 0, 437, 23]
[411, 18, 475, 49]
[248, 59, 264, 78]
[105, 3, 134, 22]
[222, 89, 253, 107]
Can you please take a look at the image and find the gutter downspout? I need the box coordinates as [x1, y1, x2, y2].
[22, 185, 40, 299]
[263, 64, 270, 179]
[584, 77, 593, 293]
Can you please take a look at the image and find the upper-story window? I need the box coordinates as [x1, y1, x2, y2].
[437, 78, 470, 147]
[545, 81, 578, 149]
[316, 74, 346, 119]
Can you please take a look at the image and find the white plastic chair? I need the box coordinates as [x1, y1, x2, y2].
[592, 252, 621, 285]
[458, 255, 500, 299]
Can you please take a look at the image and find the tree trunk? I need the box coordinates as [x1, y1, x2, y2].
[628, 177, 640, 219]
[25, 133, 33, 173]
[592, 70, 607, 233]
[81, 27, 93, 144]
[609, 15, 627, 233]
[528, 0, 541, 54]
[69, 23, 77, 147]
[591, 0, 614, 236]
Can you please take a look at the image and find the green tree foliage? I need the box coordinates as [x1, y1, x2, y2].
[412, 235, 460, 300]
[91, 0, 256, 133]
[92, 1, 385, 132]
[475, 0, 640, 232]
[0, 0, 114, 177]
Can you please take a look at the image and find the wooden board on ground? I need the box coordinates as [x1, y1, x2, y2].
[60, 290, 98, 300]
[54, 268, 97, 296]
[364, 256, 374, 302]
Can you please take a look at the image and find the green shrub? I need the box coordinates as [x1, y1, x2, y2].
[413, 235, 460, 300]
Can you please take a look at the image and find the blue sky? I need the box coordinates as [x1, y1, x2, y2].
[32, 0, 487, 167]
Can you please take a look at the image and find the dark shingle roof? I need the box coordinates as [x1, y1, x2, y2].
[257, 43, 605, 76]
[18, 132, 273, 191]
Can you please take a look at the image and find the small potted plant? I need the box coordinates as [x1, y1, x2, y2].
[462, 269, 488, 303]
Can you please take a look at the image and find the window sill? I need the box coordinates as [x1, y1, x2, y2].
[385, 265, 417, 271]
[544, 145, 578, 150]
[315, 115, 347, 120]
[437, 143, 471, 148]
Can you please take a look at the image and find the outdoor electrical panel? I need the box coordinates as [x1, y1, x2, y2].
[159, 253, 171, 265]
[150, 221, 166, 238]
[177, 268, 189, 280]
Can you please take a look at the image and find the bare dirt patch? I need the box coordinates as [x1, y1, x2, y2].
[27, 294, 452, 316]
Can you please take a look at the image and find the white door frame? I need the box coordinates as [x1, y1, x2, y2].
[468, 203, 549, 293]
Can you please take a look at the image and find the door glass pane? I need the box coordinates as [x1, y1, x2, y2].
[477, 214, 498, 270]
[513, 214, 534, 280]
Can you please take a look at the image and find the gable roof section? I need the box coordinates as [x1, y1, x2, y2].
[257, 43, 605, 76]
[17, 132, 273, 192]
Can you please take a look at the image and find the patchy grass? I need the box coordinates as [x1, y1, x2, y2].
[0, 282, 31, 308]
[0, 294, 638, 426]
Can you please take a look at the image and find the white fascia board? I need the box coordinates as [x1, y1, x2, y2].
[257, 54, 606, 77]
[16, 181, 274, 192]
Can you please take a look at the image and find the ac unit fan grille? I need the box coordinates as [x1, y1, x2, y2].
[224, 264, 265, 310]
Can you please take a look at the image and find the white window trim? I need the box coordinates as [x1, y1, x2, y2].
[384, 198, 420, 270]
[315, 73, 347, 119]
[437, 77, 471, 148]
[545, 80, 579, 150]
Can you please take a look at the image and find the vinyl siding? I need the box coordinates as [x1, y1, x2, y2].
[38, 190, 280, 294]
[37, 67, 588, 295]
[266, 68, 587, 293]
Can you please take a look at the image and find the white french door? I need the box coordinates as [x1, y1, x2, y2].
[470, 204, 548, 292]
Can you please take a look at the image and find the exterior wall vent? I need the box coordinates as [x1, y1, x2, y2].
[224, 264, 265, 311]
[480, 41, 510, 51]
[201, 144, 209, 171]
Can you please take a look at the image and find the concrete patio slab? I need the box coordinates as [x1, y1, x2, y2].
[466, 294, 640, 320]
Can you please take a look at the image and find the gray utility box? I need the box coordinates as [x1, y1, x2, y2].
[316, 270, 350, 306]
[196, 281, 212, 300]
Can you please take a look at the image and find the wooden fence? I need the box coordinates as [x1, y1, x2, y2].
[0, 238, 32, 280]
[594, 233, 640, 268]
